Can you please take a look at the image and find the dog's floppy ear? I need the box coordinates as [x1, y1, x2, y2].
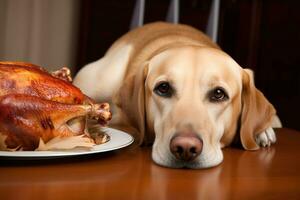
[240, 69, 276, 150]
[114, 62, 149, 145]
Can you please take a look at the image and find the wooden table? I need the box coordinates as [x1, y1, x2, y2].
[0, 128, 300, 200]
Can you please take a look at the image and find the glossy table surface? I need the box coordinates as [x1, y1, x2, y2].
[0, 128, 300, 200]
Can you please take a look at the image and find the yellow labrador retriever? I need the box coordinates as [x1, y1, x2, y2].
[74, 22, 280, 168]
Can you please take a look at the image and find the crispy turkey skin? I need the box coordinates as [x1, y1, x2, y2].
[0, 62, 111, 151]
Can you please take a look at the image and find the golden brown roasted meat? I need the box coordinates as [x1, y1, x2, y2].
[0, 62, 111, 151]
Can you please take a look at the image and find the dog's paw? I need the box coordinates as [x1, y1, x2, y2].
[255, 127, 276, 147]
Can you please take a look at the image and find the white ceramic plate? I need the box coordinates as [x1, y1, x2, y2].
[0, 128, 134, 159]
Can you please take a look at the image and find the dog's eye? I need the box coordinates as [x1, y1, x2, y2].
[209, 87, 228, 102]
[154, 82, 173, 97]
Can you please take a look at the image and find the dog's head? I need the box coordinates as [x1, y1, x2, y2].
[116, 46, 276, 168]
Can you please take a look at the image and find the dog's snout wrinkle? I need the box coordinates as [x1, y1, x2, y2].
[170, 134, 203, 162]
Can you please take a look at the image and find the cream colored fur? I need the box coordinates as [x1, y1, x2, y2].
[74, 22, 280, 168]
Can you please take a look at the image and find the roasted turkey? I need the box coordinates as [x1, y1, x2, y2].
[0, 62, 112, 151]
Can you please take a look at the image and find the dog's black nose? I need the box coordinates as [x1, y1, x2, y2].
[170, 134, 203, 162]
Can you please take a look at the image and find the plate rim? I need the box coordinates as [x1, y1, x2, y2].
[0, 128, 134, 159]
